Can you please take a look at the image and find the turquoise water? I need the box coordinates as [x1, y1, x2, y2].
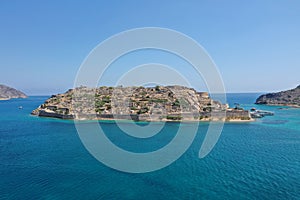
[0, 94, 299, 199]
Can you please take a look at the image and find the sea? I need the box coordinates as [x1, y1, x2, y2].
[0, 94, 299, 199]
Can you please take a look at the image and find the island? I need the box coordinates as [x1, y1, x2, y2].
[31, 85, 252, 121]
[255, 85, 300, 107]
[0, 84, 27, 100]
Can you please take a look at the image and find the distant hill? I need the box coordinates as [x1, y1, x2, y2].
[0, 84, 27, 100]
[255, 85, 300, 107]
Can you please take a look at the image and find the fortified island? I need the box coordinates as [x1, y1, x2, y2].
[0, 84, 27, 100]
[32, 85, 252, 121]
[256, 85, 300, 107]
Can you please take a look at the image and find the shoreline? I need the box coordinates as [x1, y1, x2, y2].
[32, 114, 255, 123]
[0, 97, 28, 101]
[256, 103, 300, 108]
[0, 98, 10, 101]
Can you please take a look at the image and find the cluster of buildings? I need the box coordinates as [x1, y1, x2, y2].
[32, 86, 251, 121]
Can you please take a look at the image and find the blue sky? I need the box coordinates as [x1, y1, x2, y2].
[0, 0, 299, 95]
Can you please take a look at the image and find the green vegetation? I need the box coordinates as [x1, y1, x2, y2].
[155, 86, 160, 91]
[137, 107, 149, 114]
[94, 96, 111, 108]
[95, 100, 106, 108]
[172, 99, 181, 107]
[102, 96, 111, 103]
[140, 91, 147, 96]
[150, 98, 168, 103]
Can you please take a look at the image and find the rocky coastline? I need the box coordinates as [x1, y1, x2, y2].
[0, 84, 27, 100]
[255, 85, 300, 107]
[31, 86, 252, 122]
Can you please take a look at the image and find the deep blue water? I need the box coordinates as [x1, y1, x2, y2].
[0, 94, 300, 199]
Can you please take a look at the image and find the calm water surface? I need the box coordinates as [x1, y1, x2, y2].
[0, 94, 299, 199]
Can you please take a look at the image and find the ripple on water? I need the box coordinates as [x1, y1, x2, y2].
[262, 120, 289, 125]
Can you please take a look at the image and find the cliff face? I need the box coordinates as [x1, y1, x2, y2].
[0, 84, 27, 100]
[255, 85, 300, 107]
[32, 85, 250, 121]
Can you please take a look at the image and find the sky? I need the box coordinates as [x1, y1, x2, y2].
[0, 0, 299, 95]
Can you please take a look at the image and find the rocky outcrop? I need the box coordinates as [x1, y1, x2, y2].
[0, 84, 27, 100]
[255, 85, 300, 107]
[32, 85, 251, 121]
